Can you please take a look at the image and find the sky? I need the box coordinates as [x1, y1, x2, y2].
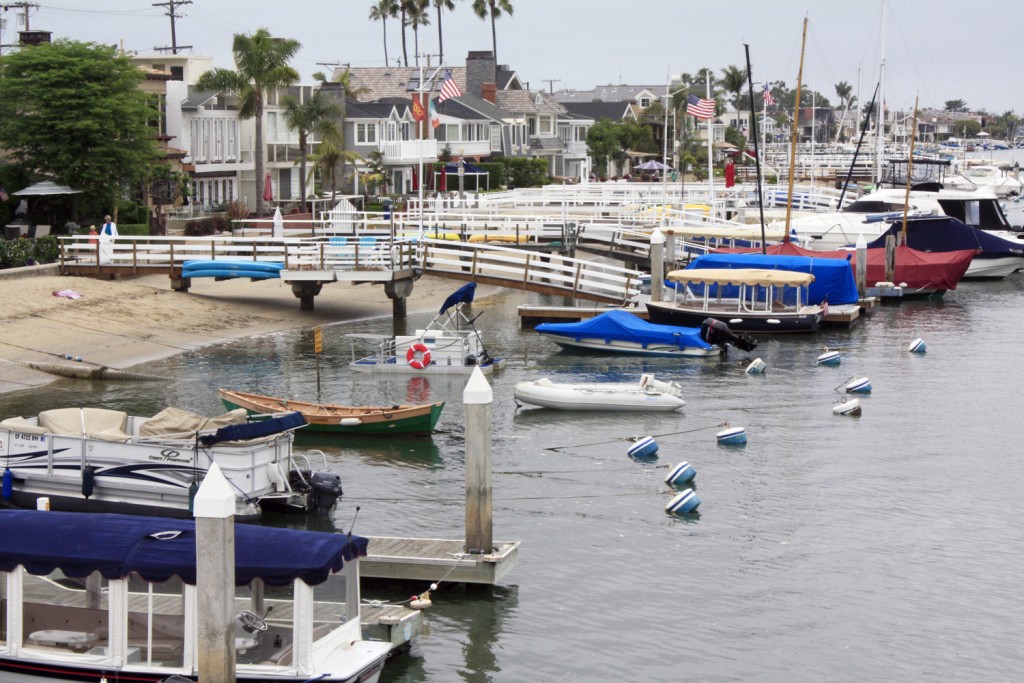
[2, 0, 1018, 116]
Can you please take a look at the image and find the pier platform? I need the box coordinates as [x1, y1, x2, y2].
[363, 537, 520, 585]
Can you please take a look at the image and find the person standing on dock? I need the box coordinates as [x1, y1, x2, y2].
[98, 214, 118, 264]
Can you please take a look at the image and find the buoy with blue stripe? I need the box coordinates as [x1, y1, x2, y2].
[816, 349, 841, 366]
[745, 358, 767, 374]
[844, 377, 872, 394]
[908, 337, 927, 353]
[665, 488, 701, 514]
[627, 435, 659, 459]
[716, 426, 747, 446]
[665, 461, 697, 487]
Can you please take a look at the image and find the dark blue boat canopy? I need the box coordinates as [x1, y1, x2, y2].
[536, 309, 712, 349]
[0, 510, 367, 586]
[439, 282, 477, 314]
[685, 253, 859, 305]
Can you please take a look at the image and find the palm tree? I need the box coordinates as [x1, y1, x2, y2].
[406, 0, 431, 67]
[719, 65, 748, 112]
[195, 28, 300, 217]
[368, 0, 399, 67]
[398, 1, 410, 66]
[432, 0, 457, 65]
[833, 80, 855, 142]
[471, 0, 514, 63]
[281, 90, 342, 212]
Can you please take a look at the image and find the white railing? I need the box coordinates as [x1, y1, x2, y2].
[379, 139, 438, 163]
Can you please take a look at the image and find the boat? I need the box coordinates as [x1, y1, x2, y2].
[348, 283, 506, 375]
[533, 309, 722, 357]
[0, 406, 342, 521]
[646, 267, 824, 334]
[513, 374, 686, 412]
[218, 388, 445, 436]
[691, 252, 860, 307]
[944, 164, 1023, 197]
[0, 508, 405, 682]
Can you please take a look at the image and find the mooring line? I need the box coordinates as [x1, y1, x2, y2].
[544, 421, 726, 453]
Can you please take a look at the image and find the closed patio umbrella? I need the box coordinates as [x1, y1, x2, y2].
[263, 172, 273, 202]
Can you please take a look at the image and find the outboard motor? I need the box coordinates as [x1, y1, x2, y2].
[308, 471, 343, 511]
[700, 318, 758, 352]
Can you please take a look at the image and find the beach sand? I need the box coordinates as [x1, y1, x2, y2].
[0, 271, 475, 394]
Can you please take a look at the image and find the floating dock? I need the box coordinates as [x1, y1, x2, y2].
[364, 537, 520, 585]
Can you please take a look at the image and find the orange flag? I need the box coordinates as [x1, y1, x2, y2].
[411, 95, 426, 122]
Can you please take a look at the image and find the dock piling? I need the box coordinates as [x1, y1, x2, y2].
[194, 463, 236, 683]
[464, 366, 493, 554]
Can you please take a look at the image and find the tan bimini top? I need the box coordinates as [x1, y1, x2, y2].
[666, 268, 816, 287]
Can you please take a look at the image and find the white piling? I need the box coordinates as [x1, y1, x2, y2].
[650, 229, 666, 303]
[194, 463, 236, 683]
[855, 234, 867, 298]
[464, 366, 493, 554]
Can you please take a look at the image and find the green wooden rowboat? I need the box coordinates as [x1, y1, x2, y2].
[218, 388, 444, 436]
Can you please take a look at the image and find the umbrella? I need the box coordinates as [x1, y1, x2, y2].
[977, 131, 990, 138]
[13, 181, 82, 196]
[634, 160, 672, 171]
[262, 172, 273, 202]
[440, 165, 447, 192]
[272, 207, 283, 239]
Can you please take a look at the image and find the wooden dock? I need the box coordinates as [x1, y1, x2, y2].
[363, 537, 520, 585]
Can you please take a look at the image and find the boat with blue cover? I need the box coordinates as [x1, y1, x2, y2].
[534, 309, 722, 357]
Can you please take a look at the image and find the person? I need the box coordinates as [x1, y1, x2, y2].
[88, 225, 98, 245]
[98, 214, 118, 264]
[725, 158, 736, 189]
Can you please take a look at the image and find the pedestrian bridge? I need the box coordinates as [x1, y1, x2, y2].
[59, 234, 644, 309]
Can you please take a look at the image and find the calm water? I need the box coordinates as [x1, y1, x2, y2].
[1, 274, 1023, 682]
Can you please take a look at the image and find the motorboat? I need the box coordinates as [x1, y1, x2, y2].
[218, 388, 445, 436]
[513, 374, 686, 412]
[0, 406, 341, 521]
[348, 283, 505, 375]
[944, 164, 1023, 197]
[646, 267, 824, 334]
[0, 509, 413, 682]
[534, 309, 722, 357]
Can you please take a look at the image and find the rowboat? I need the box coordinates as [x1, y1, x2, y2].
[219, 389, 444, 436]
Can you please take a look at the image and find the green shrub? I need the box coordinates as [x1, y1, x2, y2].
[116, 200, 148, 225]
[117, 223, 149, 236]
[184, 217, 219, 236]
[32, 235, 59, 264]
[0, 238, 35, 268]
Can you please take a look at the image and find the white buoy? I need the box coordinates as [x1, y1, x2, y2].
[832, 398, 862, 416]
[745, 358, 767, 374]
[908, 337, 927, 353]
[844, 377, 872, 394]
[339, 417, 362, 426]
[816, 349, 841, 366]
[716, 426, 747, 446]
[665, 461, 697, 487]
[627, 436, 659, 459]
[665, 489, 701, 515]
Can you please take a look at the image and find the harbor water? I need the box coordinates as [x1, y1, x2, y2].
[1, 273, 1022, 681]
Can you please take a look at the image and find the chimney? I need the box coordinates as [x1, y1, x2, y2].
[482, 83, 497, 104]
[466, 50, 496, 98]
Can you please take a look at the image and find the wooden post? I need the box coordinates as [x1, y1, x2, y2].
[884, 234, 896, 283]
[855, 234, 867, 297]
[650, 229, 665, 303]
[463, 366, 493, 554]
[194, 463, 236, 683]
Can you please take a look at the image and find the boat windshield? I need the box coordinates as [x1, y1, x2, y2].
[843, 200, 905, 214]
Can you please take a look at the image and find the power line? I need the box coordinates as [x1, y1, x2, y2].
[152, 0, 190, 54]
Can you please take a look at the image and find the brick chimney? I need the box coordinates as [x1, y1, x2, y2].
[482, 83, 497, 104]
[466, 50, 496, 98]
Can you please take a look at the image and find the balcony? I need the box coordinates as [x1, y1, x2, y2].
[379, 139, 438, 164]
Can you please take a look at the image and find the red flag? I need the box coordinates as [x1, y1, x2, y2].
[411, 95, 426, 122]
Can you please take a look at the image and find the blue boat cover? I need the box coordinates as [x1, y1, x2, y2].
[865, 216, 1024, 257]
[683, 253, 859, 305]
[439, 282, 477, 314]
[200, 411, 305, 445]
[536, 309, 713, 350]
[0, 510, 367, 586]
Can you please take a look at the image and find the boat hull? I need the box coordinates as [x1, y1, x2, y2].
[349, 356, 504, 375]
[513, 380, 685, 412]
[541, 334, 720, 357]
[645, 301, 823, 334]
[219, 390, 445, 436]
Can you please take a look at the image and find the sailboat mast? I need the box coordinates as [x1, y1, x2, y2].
[743, 43, 767, 253]
[783, 16, 808, 242]
[874, 0, 887, 185]
[900, 95, 920, 243]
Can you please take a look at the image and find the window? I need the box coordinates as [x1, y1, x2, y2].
[528, 118, 536, 136]
[639, 96, 652, 108]
[539, 116, 552, 135]
[574, 126, 588, 142]
[356, 123, 377, 144]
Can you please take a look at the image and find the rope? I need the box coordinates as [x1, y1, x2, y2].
[544, 422, 727, 452]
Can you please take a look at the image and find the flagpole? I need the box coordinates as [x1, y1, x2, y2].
[705, 73, 714, 212]
[761, 83, 767, 208]
[418, 55, 425, 231]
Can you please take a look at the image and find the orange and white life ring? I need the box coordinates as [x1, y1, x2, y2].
[406, 342, 431, 370]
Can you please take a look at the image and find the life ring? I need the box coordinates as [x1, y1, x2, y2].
[406, 343, 431, 370]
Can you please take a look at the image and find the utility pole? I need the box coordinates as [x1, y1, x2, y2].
[541, 78, 560, 94]
[152, 0, 191, 54]
[0, 2, 40, 53]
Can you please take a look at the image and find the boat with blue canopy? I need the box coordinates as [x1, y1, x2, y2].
[534, 309, 722, 357]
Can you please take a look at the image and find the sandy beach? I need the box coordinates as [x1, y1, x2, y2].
[0, 270, 472, 394]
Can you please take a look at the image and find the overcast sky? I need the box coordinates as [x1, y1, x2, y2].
[4, 0, 1018, 115]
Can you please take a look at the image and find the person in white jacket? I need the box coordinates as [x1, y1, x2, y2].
[98, 214, 118, 264]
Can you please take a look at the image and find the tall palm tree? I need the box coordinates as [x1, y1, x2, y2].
[406, 0, 431, 68]
[195, 28, 300, 217]
[368, 0, 399, 67]
[471, 0, 514, 63]
[719, 64, 748, 111]
[833, 80, 855, 142]
[281, 90, 342, 212]
[398, 1, 410, 66]
[433, 0, 457, 65]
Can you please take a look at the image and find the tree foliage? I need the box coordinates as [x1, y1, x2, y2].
[281, 90, 342, 211]
[472, 0, 514, 63]
[585, 119, 654, 176]
[0, 40, 159, 218]
[944, 99, 968, 113]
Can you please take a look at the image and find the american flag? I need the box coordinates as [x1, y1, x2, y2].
[437, 69, 462, 102]
[742, 126, 750, 138]
[687, 93, 716, 120]
[763, 84, 775, 106]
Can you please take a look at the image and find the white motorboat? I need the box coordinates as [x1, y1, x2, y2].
[348, 282, 505, 375]
[944, 164, 1023, 197]
[0, 509, 404, 682]
[0, 406, 340, 521]
[513, 374, 686, 412]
